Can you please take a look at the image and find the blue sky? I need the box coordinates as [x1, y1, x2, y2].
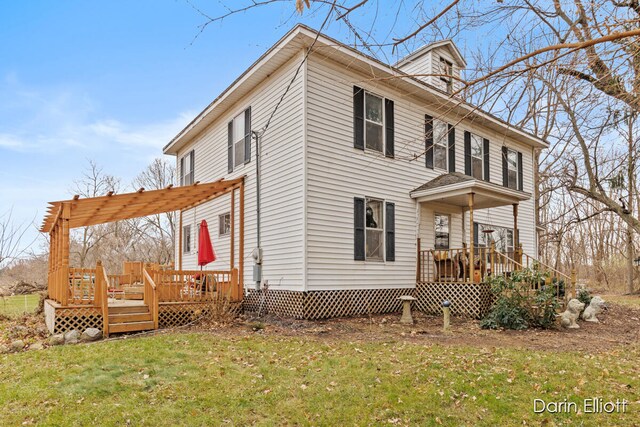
[0, 1, 453, 254]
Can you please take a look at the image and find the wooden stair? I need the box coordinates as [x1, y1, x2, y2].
[108, 304, 155, 334]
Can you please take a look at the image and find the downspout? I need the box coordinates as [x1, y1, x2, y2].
[253, 130, 263, 290]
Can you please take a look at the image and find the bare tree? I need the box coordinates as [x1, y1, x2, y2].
[0, 208, 36, 271]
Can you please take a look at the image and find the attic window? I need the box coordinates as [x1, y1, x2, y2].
[440, 58, 454, 94]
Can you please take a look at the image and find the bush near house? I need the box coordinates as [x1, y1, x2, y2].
[481, 268, 560, 330]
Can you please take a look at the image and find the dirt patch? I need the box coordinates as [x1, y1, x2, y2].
[192, 302, 640, 353]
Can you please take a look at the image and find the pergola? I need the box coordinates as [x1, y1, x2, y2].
[41, 177, 245, 305]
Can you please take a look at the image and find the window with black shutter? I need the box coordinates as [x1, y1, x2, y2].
[227, 107, 252, 172]
[354, 196, 395, 262]
[464, 131, 489, 181]
[502, 147, 521, 190]
[353, 86, 394, 157]
[447, 124, 456, 172]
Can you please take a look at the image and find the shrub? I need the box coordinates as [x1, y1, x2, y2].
[577, 287, 592, 306]
[481, 268, 561, 330]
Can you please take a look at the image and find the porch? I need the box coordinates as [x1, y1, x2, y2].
[41, 178, 245, 336]
[411, 173, 575, 318]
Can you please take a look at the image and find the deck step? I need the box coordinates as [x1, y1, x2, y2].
[109, 312, 152, 324]
[109, 320, 155, 334]
[109, 305, 150, 314]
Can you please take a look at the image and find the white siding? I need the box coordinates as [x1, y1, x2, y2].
[397, 46, 463, 93]
[305, 55, 538, 291]
[176, 52, 306, 291]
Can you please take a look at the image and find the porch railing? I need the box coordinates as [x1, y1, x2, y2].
[142, 268, 159, 329]
[153, 269, 240, 303]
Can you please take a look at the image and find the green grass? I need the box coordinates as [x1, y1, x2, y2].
[1, 333, 639, 426]
[0, 294, 39, 317]
[602, 294, 640, 309]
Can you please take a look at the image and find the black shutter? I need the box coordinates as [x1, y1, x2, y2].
[190, 150, 195, 184]
[227, 121, 233, 173]
[384, 99, 394, 158]
[179, 156, 184, 186]
[354, 198, 365, 261]
[447, 124, 455, 172]
[502, 146, 508, 187]
[425, 115, 434, 169]
[353, 86, 364, 150]
[473, 222, 479, 247]
[464, 131, 471, 176]
[244, 107, 252, 164]
[483, 138, 490, 181]
[385, 202, 395, 261]
[517, 151, 523, 191]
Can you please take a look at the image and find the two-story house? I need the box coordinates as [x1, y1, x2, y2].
[163, 25, 548, 319]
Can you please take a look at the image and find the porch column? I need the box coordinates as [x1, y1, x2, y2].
[230, 188, 235, 271]
[468, 193, 475, 284]
[178, 210, 183, 270]
[60, 203, 71, 305]
[239, 179, 245, 290]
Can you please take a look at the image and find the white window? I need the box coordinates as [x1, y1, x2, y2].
[365, 197, 384, 261]
[180, 151, 194, 186]
[506, 148, 518, 190]
[433, 119, 448, 170]
[365, 92, 384, 152]
[219, 213, 231, 237]
[440, 58, 454, 94]
[434, 214, 450, 249]
[470, 133, 484, 180]
[183, 225, 191, 254]
[232, 112, 246, 168]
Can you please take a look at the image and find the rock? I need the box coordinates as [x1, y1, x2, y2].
[11, 340, 25, 352]
[49, 334, 65, 346]
[0, 344, 10, 354]
[29, 342, 44, 351]
[80, 328, 102, 342]
[64, 329, 80, 344]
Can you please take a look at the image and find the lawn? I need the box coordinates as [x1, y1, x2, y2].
[1, 332, 638, 426]
[0, 294, 39, 317]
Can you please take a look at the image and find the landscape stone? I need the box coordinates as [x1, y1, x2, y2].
[64, 329, 80, 344]
[49, 334, 65, 346]
[582, 296, 607, 323]
[29, 342, 44, 351]
[81, 328, 102, 342]
[11, 340, 25, 352]
[560, 299, 585, 329]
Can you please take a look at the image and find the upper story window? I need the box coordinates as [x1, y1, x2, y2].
[227, 107, 252, 173]
[219, 212, 231, 237]
[506, 149, 518, 190]
[353, 86, 394, 158]
[433, 119, 449, 171]
[434, 213, 450, 249]
[440, 58, 454, 94]
[365, 93, 384, 152]
[180, 150, 195, 186]
[470, 133, 484, 180]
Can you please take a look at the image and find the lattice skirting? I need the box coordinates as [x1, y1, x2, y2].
[158, 302, 242, 328]
[244, 288, 411, 320]
[47, 305, 104, 334]
[414, 282, 494, 319]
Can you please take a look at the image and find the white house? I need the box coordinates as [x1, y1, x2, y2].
[163, 25, 548, 319]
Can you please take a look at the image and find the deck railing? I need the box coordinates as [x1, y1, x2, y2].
[96, 261, 110, 337]
[68, 268, 98, 305]
[417, 241, 575, 302]
[142, 268, 159, 329]
[153, 269, 240, 303]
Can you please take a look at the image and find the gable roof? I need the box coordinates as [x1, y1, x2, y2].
[395, 39, 467, 68]
[163, 24, 548, 155]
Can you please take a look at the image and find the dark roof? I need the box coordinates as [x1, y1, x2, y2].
[411, 173, 475, 193]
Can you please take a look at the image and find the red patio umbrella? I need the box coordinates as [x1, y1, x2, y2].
[198, 220, 216, 267]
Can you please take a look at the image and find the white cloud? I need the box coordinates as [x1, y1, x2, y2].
[0, 75, 194, 154]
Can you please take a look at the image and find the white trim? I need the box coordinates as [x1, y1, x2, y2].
[302, 52, 308, 291]
[395, 39, 467, 68]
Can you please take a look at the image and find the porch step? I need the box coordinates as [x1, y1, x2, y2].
[109, 305, 149, 315]
[109, 312, 152, 324]
[109, 320, 155, 334]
